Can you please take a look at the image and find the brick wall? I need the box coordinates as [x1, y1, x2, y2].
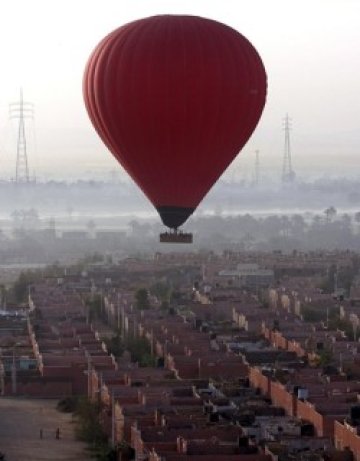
[270, 381, 296, 416]
[249, 367, 270, 396]
[287, 340, 306, 358]
[5, 379, 72, 397]
[296, 399, 336, 438]
[334, 421, 360, 461]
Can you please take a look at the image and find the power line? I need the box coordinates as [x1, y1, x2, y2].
[281, 114, 296, 183]
[9, 89, 34, 183]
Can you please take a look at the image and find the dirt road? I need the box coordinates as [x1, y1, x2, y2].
[0, 397, 91, 460]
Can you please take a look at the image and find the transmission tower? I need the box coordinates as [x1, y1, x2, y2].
[281, 114, 295, 183]
[254, 149, 260, 186]
[9, 89, 34, 183]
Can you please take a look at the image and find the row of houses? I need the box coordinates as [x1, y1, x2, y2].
[2, 250, 360, 460]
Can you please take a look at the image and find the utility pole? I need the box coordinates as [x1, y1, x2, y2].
[339, 352, 343, 373]
[111, 391, 116, 446]
[117, 297, 120, 330]
[202, 264, 206, 283]
[334, 267, 338, 294]
[0, 348, 4, 396]
[87, 352, 92, 399]
[9, 89, 34, 183]
[282, 114, 295, 183]
[122, 304, 125, 338]
[150, 329, 154, 357]
[11, 349, 17, 394]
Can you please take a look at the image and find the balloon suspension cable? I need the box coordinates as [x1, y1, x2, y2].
[159, 228, 193, 244]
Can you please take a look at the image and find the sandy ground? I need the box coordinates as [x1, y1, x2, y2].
[0, 397, 91, 460]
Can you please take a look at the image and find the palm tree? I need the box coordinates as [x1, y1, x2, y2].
[290, 214, 307, 238]
[354, 212, 360, 235]
[312, 214, 322, 226]
[11, 210, 21, 229]
[87, 219, 96, 238]
[324, 206, 337, 223]
[280, 215, 291, 238]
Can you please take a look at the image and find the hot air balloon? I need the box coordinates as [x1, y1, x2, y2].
[83, 15, 267, 243]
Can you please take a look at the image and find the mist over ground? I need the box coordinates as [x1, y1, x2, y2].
[1, 176, 360, 222]
[0, 176, 360, 267]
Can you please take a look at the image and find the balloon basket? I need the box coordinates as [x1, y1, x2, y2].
[160, 231, 193, 244]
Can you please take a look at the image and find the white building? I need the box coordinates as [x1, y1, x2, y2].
[218, 263, 274, 288]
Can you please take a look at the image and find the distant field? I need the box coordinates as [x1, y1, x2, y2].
[0, 397, 91, 461]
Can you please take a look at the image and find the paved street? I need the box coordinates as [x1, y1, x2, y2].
[0, 398, 91, 460]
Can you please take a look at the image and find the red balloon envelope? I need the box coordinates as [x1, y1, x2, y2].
[83, 15, 267, 229]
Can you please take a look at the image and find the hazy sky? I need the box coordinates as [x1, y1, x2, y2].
[0, 0, 359, 182]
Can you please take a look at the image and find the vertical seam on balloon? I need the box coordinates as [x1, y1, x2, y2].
[175, 17, 200, 200]
[90, 32, 120, 156]
[95, 32, 126, 157]
[104, 21, 149, 180]
[142, 17, 169, 196]
[198, 19, 219, 195]
[111, 23, 143, 176]
[200, 20, 230, 195]
[141, 18, 158, 190]
[85, 32, 117, 155]
[164, 17, 172, 185]
[127, 20, 154, 180]
[175, 16, 189, 203]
